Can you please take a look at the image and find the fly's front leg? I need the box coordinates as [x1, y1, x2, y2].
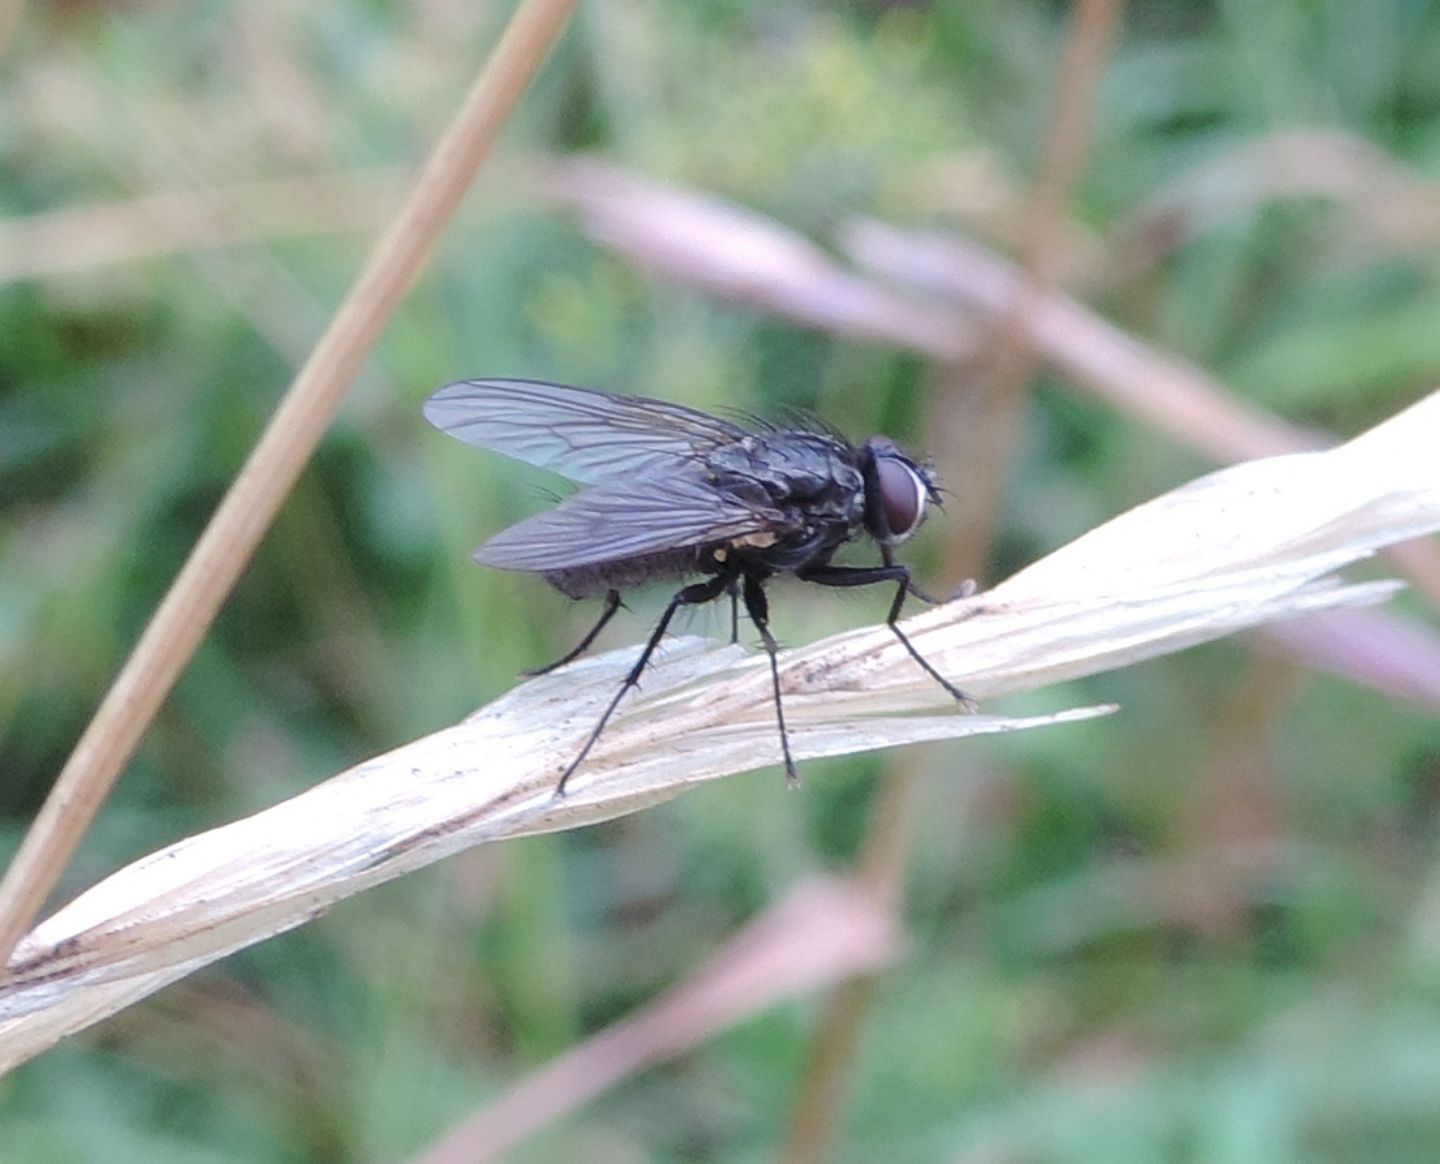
[879, 573, 975, 710]
[796, 562, 974, 710]
[879, 544, 975, 606]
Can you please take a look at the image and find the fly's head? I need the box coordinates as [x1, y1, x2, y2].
[859, 436, 940, 546]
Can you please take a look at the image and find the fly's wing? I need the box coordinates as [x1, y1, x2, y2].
[473, 472, 788, 572]
[423, 378, 750, 484]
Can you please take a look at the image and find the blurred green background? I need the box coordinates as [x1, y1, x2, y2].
[3, 1, 1440, 1161]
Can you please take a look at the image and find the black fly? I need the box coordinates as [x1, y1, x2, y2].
[423, 378, 969, 795]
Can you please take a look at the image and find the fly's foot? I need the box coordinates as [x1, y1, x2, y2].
[948, 578, 979, 601]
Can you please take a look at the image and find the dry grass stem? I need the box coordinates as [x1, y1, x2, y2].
[1263, 608, 1440, 708]
[843, 219, 1317, 463]
[0, 0, 579, 964]
[1, 389, 1434, 1073]
[929, 0, 1125, 612]
[548, 159, 978, 360]
[787, 4, 1126, 1153]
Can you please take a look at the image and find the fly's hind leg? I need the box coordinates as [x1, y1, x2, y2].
[524, 589, 622, 677]
[556, 572, 733, 797]
[740, 572, 799, 787]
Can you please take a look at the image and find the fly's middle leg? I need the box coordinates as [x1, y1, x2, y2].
[740, 571, 798, 787]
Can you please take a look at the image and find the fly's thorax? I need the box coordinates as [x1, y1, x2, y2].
[710, 432, 863, 498]
[713, 432, 866, 521]
[753, 521, 854, 572]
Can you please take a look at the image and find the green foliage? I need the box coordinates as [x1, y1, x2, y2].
[2, 1, 1438, 1161]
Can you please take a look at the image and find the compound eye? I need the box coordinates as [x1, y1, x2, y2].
[875, 455, 928, 542]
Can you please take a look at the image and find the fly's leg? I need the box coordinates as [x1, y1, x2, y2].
[900, 576, 977, 606]
[727, 579, 741, 644]
[879, 573, 975, 709]
[524, 589, 622, 677]
[879, 545, 975, 606]
[741, 572, 798, 787]
[796, 563, 975, 710]
[556, 572, 733, 797]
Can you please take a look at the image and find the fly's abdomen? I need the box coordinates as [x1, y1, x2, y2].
[543, 545, 709, 599]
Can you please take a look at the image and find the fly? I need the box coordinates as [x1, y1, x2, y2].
[423, 378, 970, 795]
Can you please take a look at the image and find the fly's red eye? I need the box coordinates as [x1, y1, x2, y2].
[875, 455, 927, 541]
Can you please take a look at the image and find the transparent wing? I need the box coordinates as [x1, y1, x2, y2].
[473, 472, 786, 573]
[423, 378, 750, 484]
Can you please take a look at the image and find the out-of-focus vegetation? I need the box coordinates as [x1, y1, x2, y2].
[2, 1, 1439, 1161]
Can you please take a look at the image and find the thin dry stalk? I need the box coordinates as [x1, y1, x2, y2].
[784, 4, 1127, 1156]
[0, 0, 21, 60]
[780, 757, 923, 1161]
[843, 220, 1315, 463]
[1171, 653, 1299, 936]
[948, 0, 1125, 573]
[548, 158, 978, 361]
[0, 0, 579, 964]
